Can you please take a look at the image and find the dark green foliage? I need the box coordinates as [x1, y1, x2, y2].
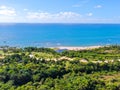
[0, 46, 120, 90]
[24, 47, 58, 55]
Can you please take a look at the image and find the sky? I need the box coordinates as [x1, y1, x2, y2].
[0, 0, 120, 23]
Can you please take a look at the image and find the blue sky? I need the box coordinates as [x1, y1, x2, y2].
[0, 0, 120, 23]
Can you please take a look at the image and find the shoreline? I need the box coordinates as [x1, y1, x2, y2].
[53, 45, 103, 50]
[0, 45, 110, 50]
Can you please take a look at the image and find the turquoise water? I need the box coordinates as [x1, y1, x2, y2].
[0, 23, 120, 47]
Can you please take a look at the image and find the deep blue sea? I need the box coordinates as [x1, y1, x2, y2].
[0, 23, 120, 47]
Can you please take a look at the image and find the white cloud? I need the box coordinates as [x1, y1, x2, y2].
[94, 5, 102, 8]
[26, 11, 81, 22]
[55, 12, 81, 19]
[27, 12, 51, 19]
[87, 13, 93, 16]
[0, 5, 16, 16]
[0, 5, 7, 9]
[23, 9, 28, 11]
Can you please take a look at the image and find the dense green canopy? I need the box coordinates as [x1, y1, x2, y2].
[0, 45, 120, 90]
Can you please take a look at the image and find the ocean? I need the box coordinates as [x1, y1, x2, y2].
[0, 23, 120, 47]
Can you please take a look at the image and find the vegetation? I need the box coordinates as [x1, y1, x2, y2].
[0, 45, 120, 90]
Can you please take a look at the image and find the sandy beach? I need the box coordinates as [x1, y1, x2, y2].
[57, 46, 102, 50]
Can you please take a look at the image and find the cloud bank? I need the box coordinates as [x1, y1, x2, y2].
[26, 11, 81, 22]
[0, 5, 119, 23]
[0, 5, 16, 16]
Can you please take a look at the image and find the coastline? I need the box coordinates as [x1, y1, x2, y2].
[53, 45, 102, 50]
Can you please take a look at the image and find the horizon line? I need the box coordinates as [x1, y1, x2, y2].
[0, 22, 120, 24]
